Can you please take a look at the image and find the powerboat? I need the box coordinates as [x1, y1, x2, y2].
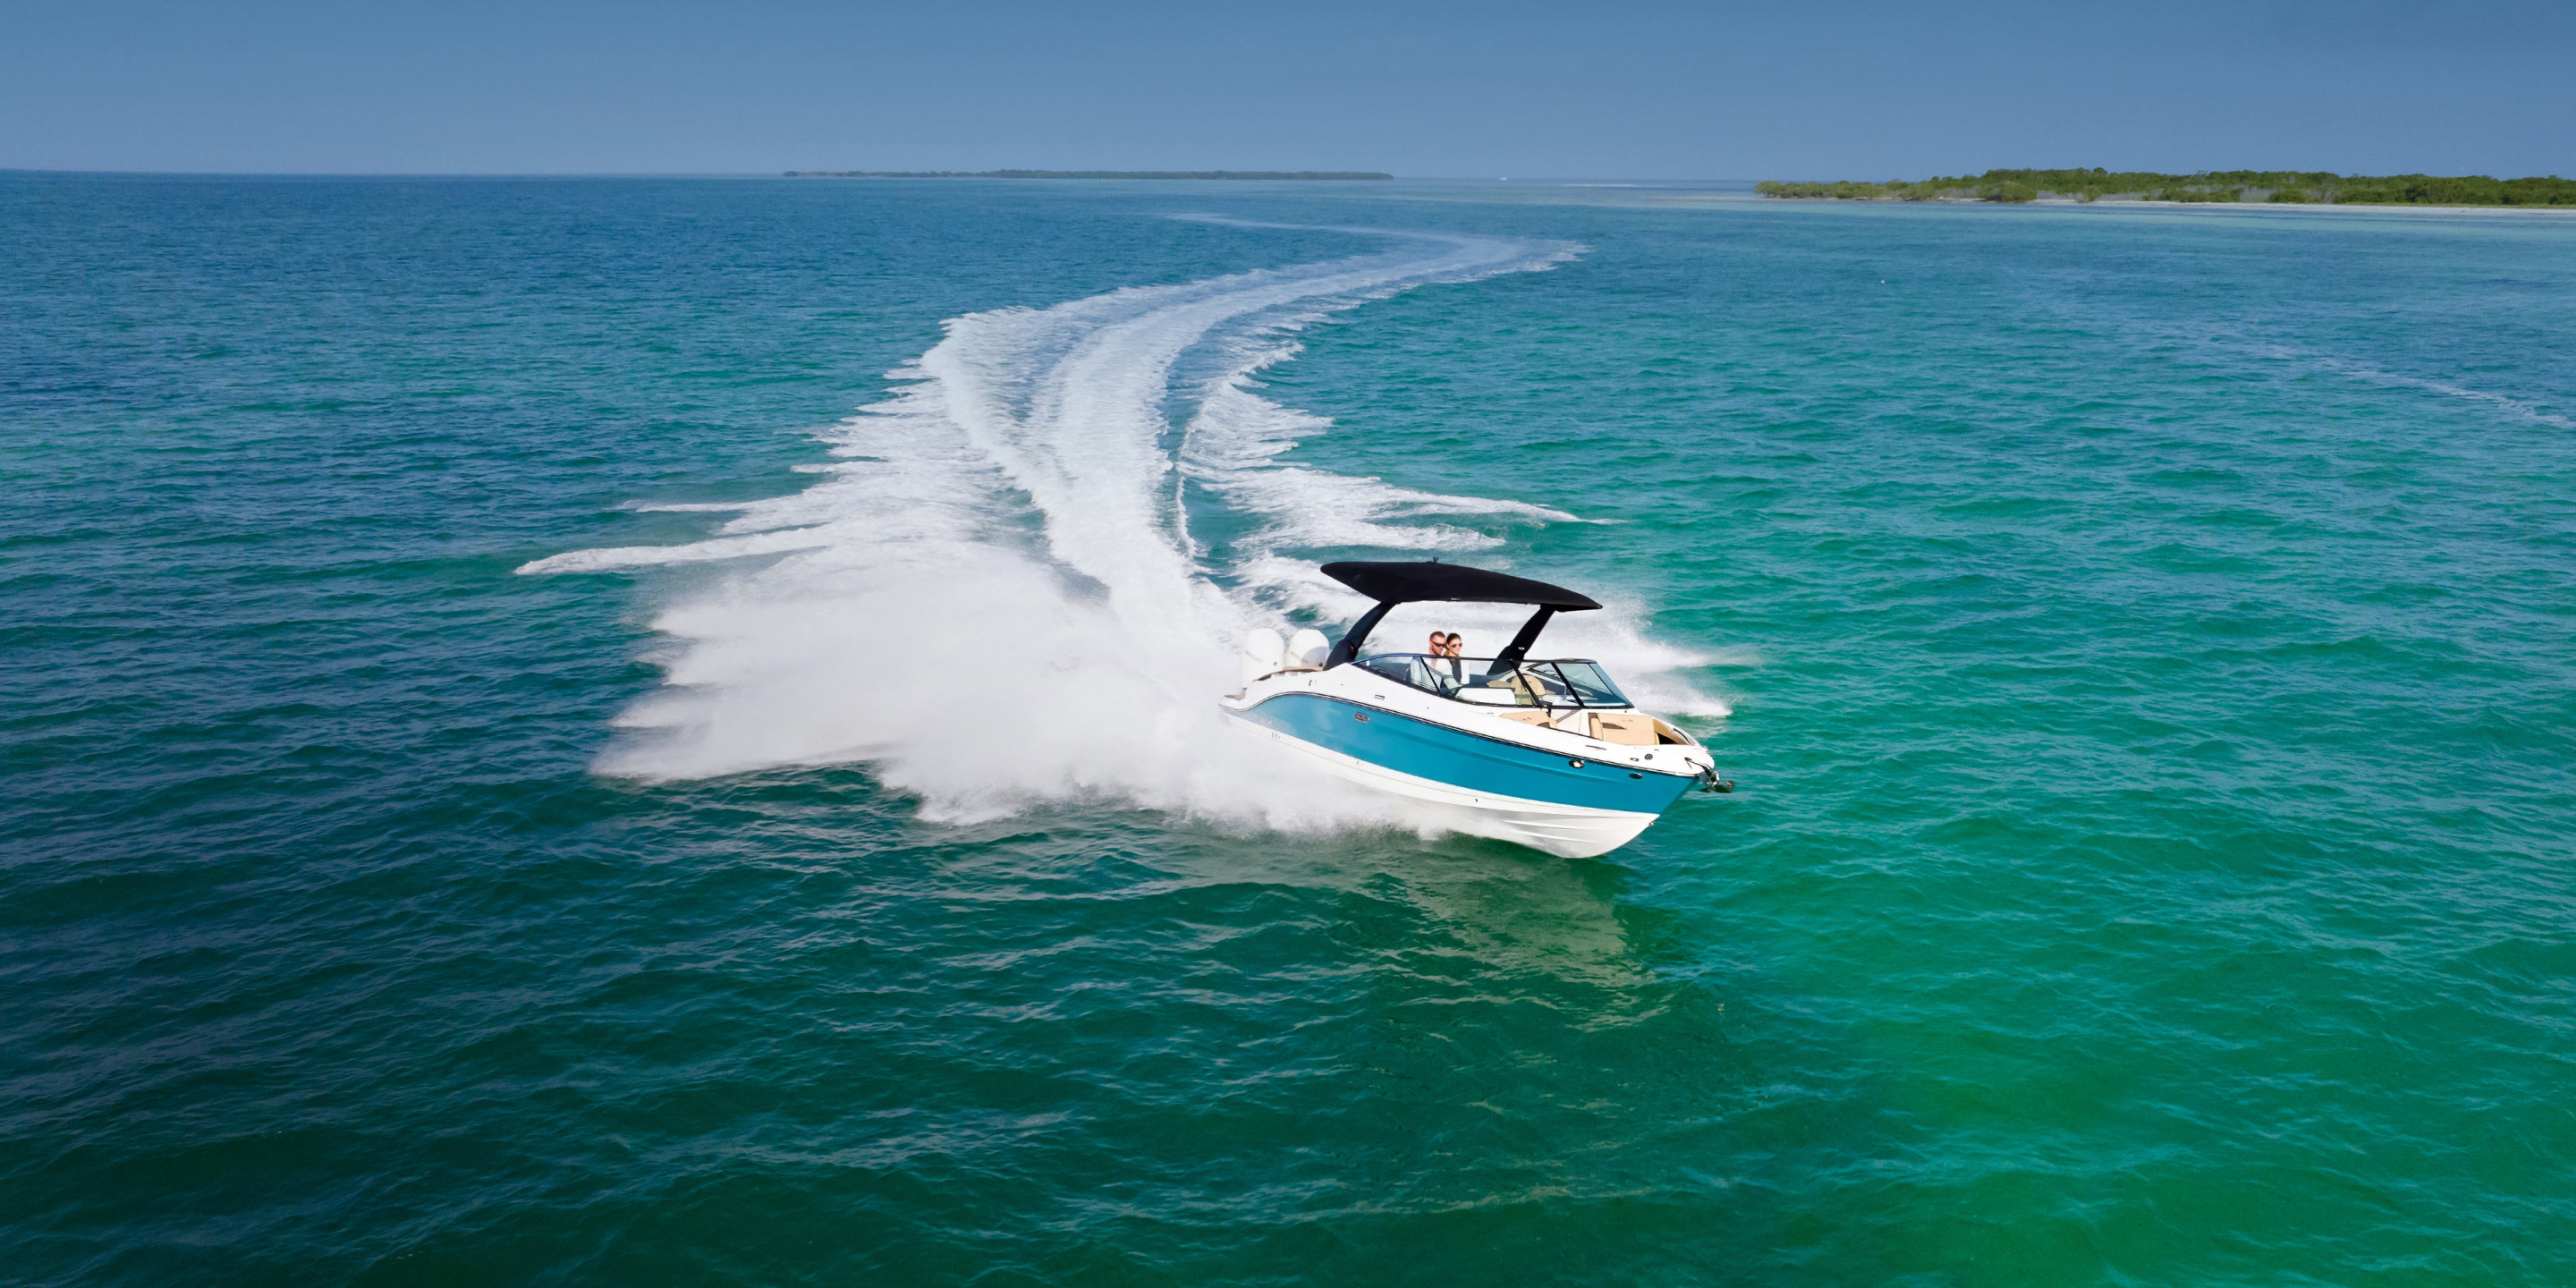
[1221, 561, 1731, 858]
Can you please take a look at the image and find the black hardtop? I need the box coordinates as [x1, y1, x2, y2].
[1320, 561, 1601, 610]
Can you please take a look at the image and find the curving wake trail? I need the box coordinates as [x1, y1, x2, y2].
[520, 226, 1723, 832]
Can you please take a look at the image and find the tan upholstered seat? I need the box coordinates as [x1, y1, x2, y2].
[1589, 713, 1658, 746]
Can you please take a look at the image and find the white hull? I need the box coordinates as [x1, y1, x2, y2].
[1227, 713, 1662, 859]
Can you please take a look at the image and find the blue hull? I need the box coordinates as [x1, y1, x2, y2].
[1234, 693, 1697, 815]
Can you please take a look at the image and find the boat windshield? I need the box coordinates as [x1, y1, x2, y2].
[1354, 655, 1633, 709]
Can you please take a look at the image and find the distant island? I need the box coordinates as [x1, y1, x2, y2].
[1756, 168, 2576, 207]
[784, 169, 1394, 181]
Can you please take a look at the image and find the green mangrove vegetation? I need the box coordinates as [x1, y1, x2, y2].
[1756, 169, 2576, 206]
[785, 169, 1394, 181]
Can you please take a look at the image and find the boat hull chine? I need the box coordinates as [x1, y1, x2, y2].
[1225, 692, 1697, 858]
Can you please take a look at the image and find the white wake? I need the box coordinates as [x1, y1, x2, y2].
[521, 227, 1727, 832]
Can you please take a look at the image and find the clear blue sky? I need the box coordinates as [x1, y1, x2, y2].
[5, 0, 2570, 178]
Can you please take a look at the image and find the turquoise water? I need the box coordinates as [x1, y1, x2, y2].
[6, 174, 2572, 1285]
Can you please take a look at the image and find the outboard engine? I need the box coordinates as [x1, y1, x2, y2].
[1286, 629, 1330, 669]
[1240, 628, 1285, 683]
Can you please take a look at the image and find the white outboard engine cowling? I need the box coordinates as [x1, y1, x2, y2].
[1239, 629, 1285, 684]
[1287, 628, 1331, 669]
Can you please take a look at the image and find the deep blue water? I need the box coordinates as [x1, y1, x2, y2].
[5, 174, 2573, 1284]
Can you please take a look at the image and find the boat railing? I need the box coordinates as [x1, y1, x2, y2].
[1353, 654, 1632, 709]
